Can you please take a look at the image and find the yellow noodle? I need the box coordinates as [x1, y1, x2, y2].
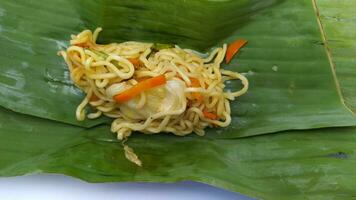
[59, 28, 249, 165]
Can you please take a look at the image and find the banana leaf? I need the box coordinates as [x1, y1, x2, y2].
[1, 0, 356, 138]
[316, 0, 356, 113]
[1, 0, 356, 199]
[1, 107, 356, 199]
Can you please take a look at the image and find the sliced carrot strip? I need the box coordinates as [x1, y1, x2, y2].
[176, 76, 203, 102]
[90, 94, 100, 102]
[225, 39, 248, 64]
[193, 94, 203, 103]
[203, 111, 218, 120]
[128, 58, 141, 67]
[189, 78, 203, 103]
[114, 75, 167, 103]
[190, 78, 200, 87]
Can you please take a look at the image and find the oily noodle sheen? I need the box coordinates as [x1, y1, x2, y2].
[59, 28, 248, 165]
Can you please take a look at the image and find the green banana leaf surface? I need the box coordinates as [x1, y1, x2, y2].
[1, 0, 356, 199]
[1, 107, 356, 199]
[317, 0, 356, 113]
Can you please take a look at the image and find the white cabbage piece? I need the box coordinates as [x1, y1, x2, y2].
[119, 80, 186, 119]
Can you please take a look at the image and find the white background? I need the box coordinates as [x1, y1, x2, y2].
[0, 174, 253, 200]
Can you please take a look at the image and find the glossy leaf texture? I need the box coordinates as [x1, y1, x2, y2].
[1, 107, 356, 199]
[316, 0, 356, 113]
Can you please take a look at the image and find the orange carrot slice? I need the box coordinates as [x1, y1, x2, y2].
[176, 76, 203, 102]
[114, 75, 167, 103]
[90, 94, 100, 102]
[225, 39, 248, 64]
[203, 111, 218, 120]
[190, 78, 203, 103]
[128, 58, 141, 68]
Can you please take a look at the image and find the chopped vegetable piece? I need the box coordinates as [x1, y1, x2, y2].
[128, 58, 141, 67]
[190, 78, 203, 102]
[225, 39, 248, 64]
[203, 111, 218, 120]
[114, 75, 167, 103]
[89, 94, 100, 102]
